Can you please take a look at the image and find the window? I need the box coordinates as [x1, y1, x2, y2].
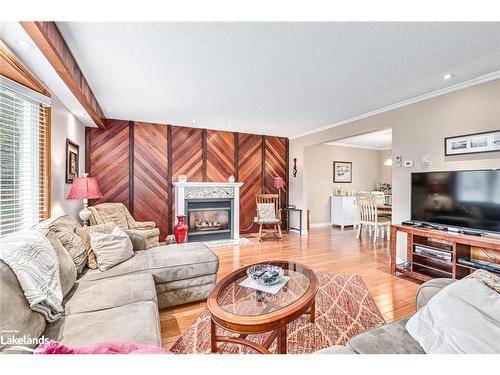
[0, 76, 51, 237]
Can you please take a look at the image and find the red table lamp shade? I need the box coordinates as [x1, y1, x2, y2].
[67, 176, 102, 200]
[273, 177, 284, 189]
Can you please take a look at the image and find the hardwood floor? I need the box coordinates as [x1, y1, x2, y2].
[159, 226, 422, 349]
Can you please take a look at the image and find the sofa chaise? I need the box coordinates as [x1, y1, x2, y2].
[0, 218, 219, 354]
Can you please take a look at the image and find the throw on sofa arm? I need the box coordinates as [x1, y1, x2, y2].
[415, 278, 456, 312]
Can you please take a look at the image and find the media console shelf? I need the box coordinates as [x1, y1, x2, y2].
[390, 224, 500, 282]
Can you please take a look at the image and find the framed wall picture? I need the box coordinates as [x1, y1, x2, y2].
[333, 161, 352, 183]
[66, 138, 80, 183]
[445, 130, 500, 156]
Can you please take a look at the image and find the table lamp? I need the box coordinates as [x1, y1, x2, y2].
[67, 174, 102, 225]
[273, 177, 284, 209]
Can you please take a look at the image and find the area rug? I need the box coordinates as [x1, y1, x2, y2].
[170, 272, 385, 354]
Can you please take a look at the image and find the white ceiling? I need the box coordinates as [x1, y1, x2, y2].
[326, 128, 392, 150]
[56, 22, 500, 137]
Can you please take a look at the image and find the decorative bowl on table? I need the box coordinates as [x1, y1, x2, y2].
[246, 264, 284, 286]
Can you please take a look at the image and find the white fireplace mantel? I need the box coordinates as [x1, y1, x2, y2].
[173, 182, 244, 239]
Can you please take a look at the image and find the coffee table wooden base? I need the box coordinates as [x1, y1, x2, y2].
[210, 300, 316, 354]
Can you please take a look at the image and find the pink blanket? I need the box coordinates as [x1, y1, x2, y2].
[35, 340, 169, 354]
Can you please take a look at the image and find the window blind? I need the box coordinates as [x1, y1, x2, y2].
[0, 76, 51, 237]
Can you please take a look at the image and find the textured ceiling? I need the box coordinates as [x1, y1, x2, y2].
[57, 22, 500, 137]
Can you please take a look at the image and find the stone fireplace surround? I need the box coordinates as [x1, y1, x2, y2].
[173, 182, 244, 241]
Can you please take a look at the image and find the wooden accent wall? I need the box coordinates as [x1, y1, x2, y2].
[89, 120, 129, 206]
[206, 130, 236, 182]
[87, 121, 288, 239]
[264, 136, 289, 229]
[133, 122, 169, 239]
[238, 134, 263, 233]
[171, 126, 203, 182]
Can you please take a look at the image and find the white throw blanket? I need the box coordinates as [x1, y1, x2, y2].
[0, 230, 63, 322]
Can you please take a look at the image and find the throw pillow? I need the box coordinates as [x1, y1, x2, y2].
[406, 278, 500, 353]
[465, 269, 500, 294]
[90, 226, 134, 271]
[34, 215, 87, 274]
[46, 232, 77, 297]
[257, 203, 276, 222]
[76, 222, 117, 269]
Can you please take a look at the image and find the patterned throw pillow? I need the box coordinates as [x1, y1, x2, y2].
[34, 215, 87, 274]
[465, 269, 500, 294]
[76, 223, 117, 270]
[257, 203, 276, 222]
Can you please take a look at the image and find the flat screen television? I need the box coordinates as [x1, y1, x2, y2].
[411, 170, 500, 234]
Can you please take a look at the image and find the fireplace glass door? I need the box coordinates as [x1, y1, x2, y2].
[186, 199, 232, 242]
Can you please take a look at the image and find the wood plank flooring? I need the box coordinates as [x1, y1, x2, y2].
[159, 227, 422, 349]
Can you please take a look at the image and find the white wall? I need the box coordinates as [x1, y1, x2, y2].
[290, 78, 500, 259]
[380, 149, 392, 184]
[305, 144, 385, 224]
[50, 96, 86, 220]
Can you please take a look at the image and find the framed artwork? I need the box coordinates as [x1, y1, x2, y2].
[445, 130, 500, 156]
[333, 161, 352, 183]
[66, 138, 80, 184]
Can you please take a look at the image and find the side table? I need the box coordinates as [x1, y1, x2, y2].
[283, 207, 303, 235]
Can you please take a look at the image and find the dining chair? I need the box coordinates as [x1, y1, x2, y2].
[355, 194, 391, 243]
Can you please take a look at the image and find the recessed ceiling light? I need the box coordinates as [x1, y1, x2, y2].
[192, 119, 196, 123]
[227, 123, 232, 128]
[15, 39, 35, 49]
[443, 73, 454, 80]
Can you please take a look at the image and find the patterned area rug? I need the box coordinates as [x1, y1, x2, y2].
[170, 272, 385, 354]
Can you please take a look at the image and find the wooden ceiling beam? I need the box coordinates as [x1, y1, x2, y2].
[21, 21, 106, 129]
[0, 40, 51, 97]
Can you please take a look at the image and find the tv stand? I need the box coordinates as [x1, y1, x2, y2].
[390, 224, 500, 282]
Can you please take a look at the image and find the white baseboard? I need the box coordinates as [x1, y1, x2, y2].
[289, 228, 308, 235]
[310, 222, 331, 228]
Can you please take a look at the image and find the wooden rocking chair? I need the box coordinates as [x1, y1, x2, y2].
[254, 194, 283, 241]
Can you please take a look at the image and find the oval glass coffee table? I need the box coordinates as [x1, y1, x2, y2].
[207, 260, 318, 354]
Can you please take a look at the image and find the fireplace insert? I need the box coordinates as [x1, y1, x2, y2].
[185, 199, 233, 242]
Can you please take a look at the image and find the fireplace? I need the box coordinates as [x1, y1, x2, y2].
[173, 181, 243, 241]
[186, 199, 232, 242]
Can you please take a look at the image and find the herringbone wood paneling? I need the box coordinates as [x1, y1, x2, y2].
[206, 130, 235, 182]
[264, 136, 288, 228]
[170, 126, 203, 230]
[171, 126, 203, 182]
[133, 122, 169, 240]
[238, 133, 263, 233]
[89, 119, 129, 207]
[88, 121, 289, 236]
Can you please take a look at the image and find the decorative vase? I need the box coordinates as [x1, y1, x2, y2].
[174, 215, 188, 244]
[178, 174, 187, 183]
[228, 175, 235, 183]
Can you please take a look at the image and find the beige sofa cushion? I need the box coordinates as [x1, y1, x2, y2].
[77, 242, 219, 284]
[75, 222, 117, 269]
[34, 215, 86, 274]
[43, 301, 161, 347]
[46, 232, 77, 297]
[63, 273, 157, 315]
[348, 318, 424, 354]
[0, 261, 46, 353]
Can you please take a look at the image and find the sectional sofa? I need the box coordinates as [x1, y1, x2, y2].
[0, 216, 219, 353]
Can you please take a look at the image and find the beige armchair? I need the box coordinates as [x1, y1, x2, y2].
[89, 203, 160, 250]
